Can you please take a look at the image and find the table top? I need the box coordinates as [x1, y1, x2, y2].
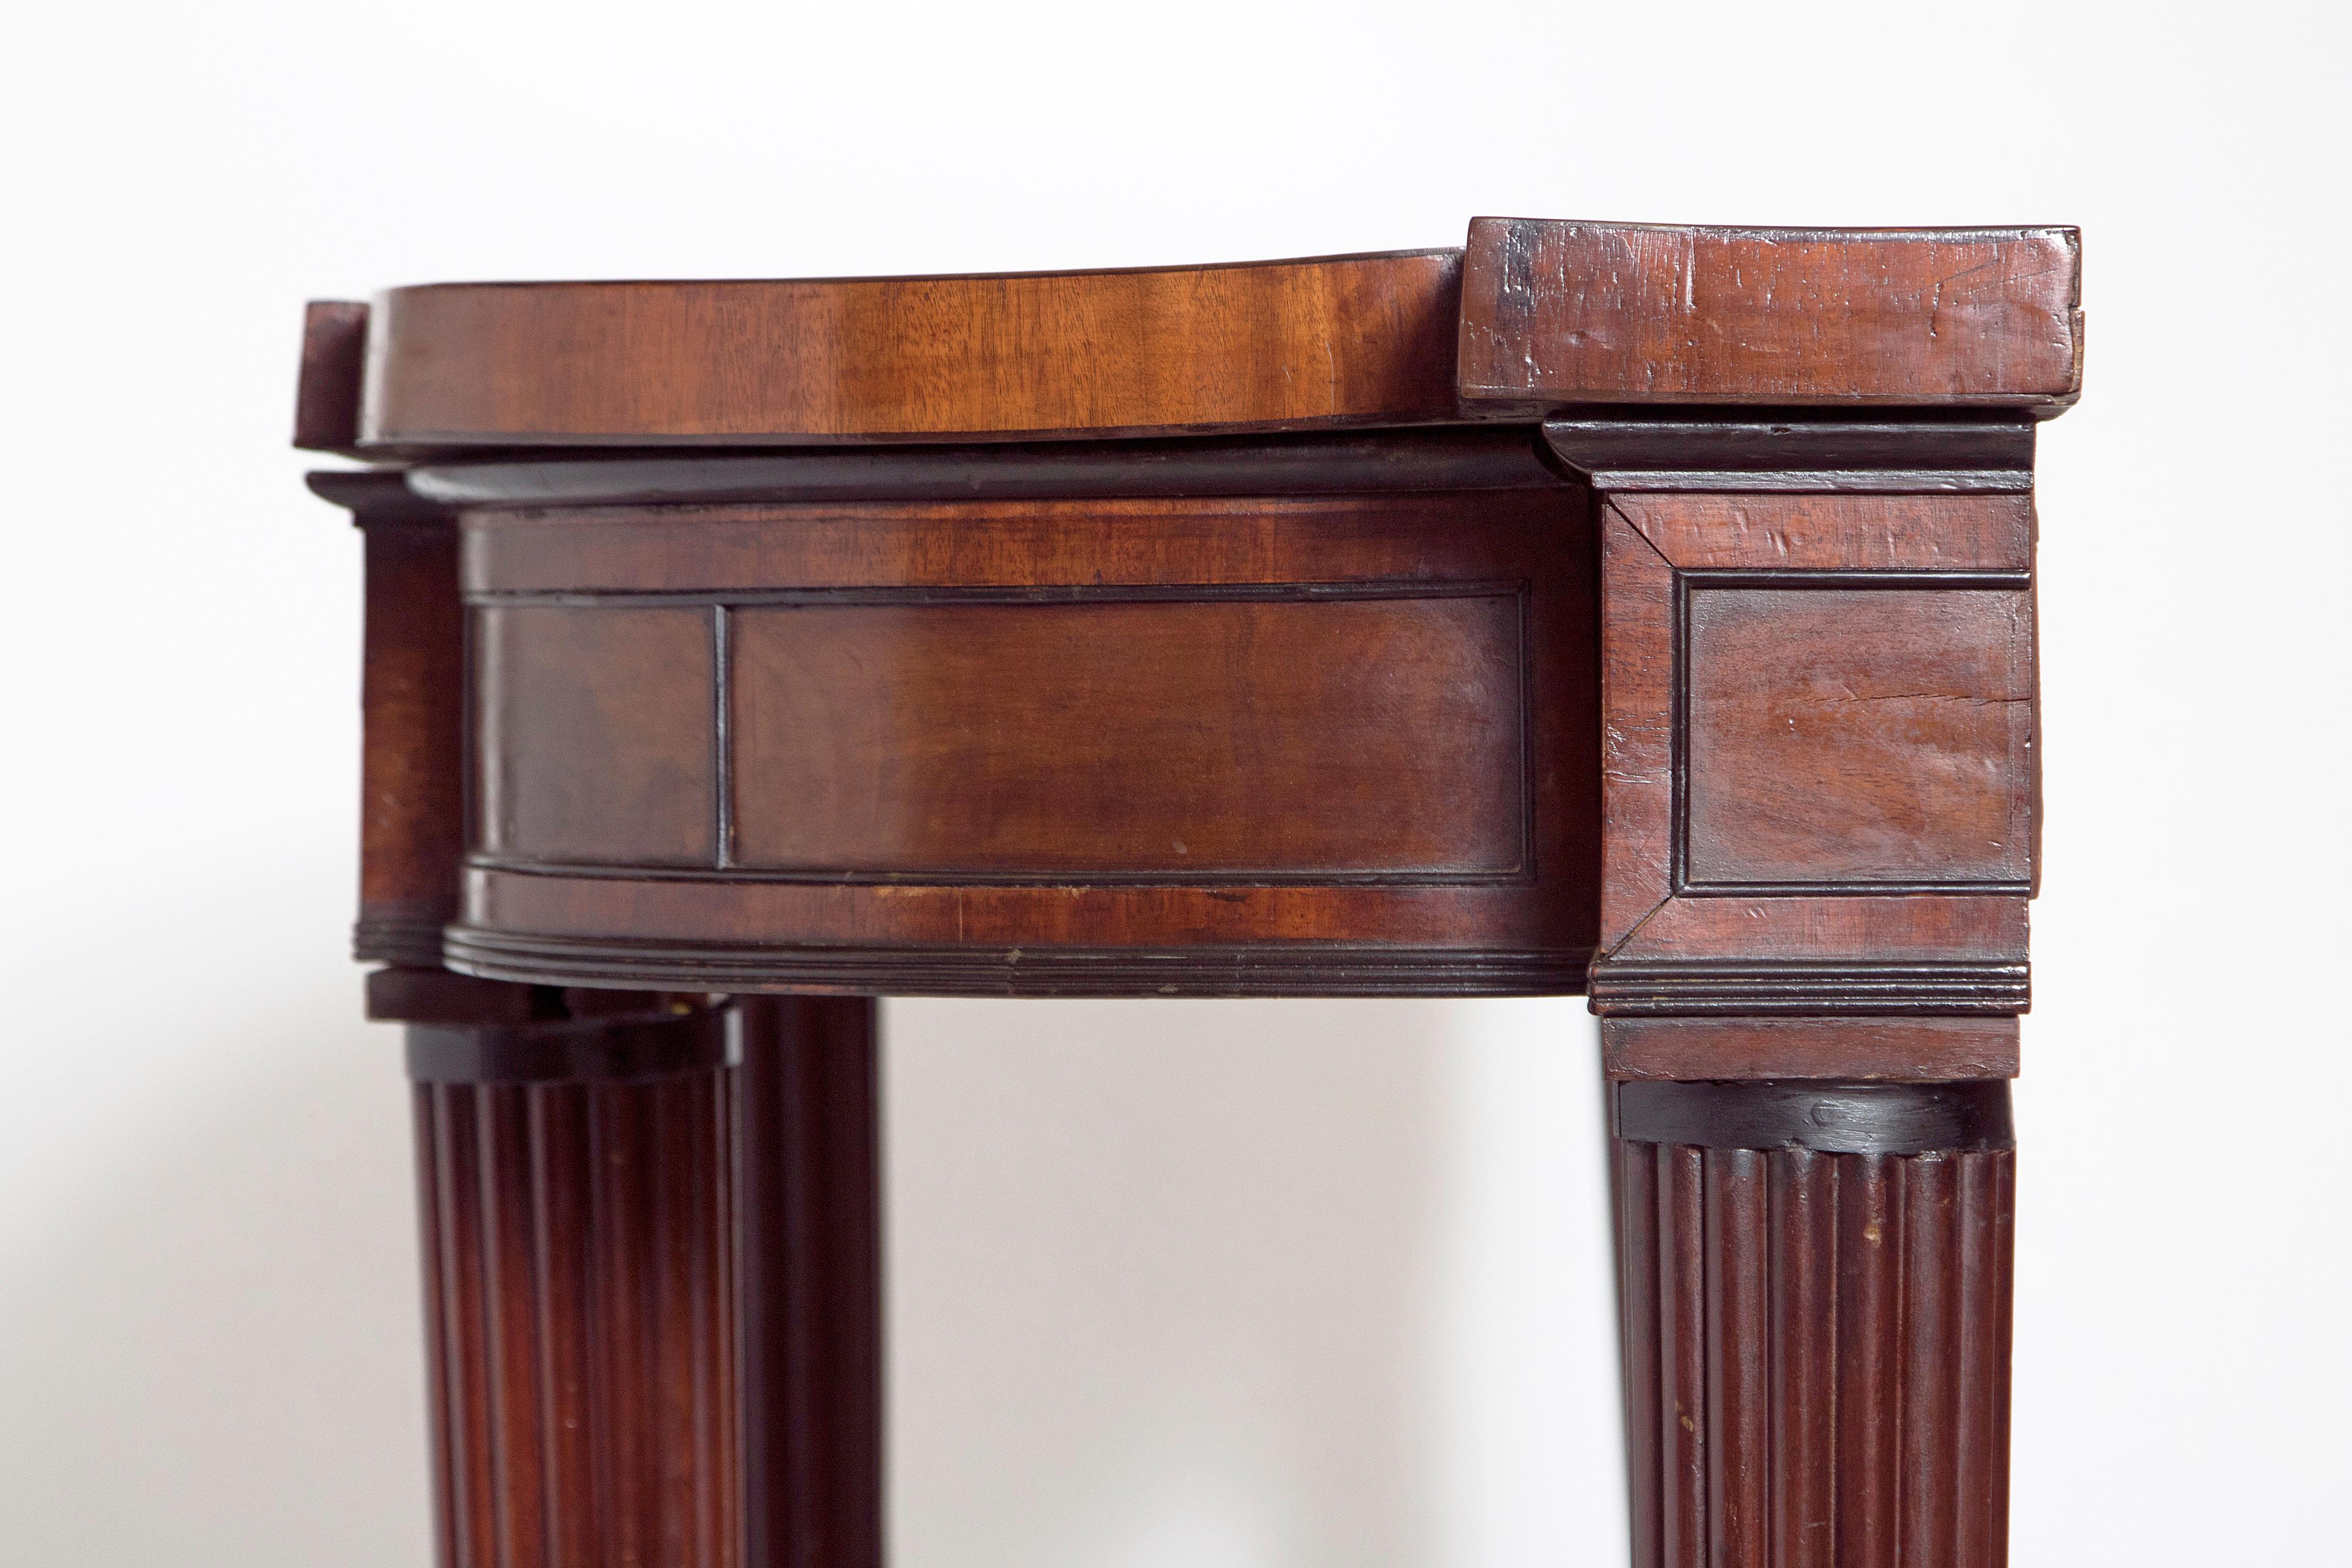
[298, 220, 2083, 455]
[305, 213, 2078, 1005]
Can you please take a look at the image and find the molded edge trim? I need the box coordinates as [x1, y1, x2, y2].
[442, 930, 1595, 999]
[406, 427, 1568, 507]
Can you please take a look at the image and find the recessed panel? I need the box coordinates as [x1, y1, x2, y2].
[727, 594, 1525, 879]
[1684, 587, 2032, 888]
[473, 605, 716, 865]
[447, 481, 1600, 994]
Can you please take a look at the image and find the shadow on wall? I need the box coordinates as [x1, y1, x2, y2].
[886, 997, 1625, 1568]
[0, 988, 432, 1567]
[0, 989, 1622, 1567]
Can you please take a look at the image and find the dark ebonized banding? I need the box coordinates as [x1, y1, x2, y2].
[403, 427, 1567, 509]
[355, 915, 453, 968]
[405, 1009, 737, 1084]
[1542, 414, 2037, 484]
[1615, 1079, 2013, 1155]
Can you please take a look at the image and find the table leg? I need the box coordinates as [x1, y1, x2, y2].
[1611, 1075, 2014, 1568]
[1556, 419, 2041, 1566]
[736, 998, 884, 1568]
[399, 988, 881, 1568]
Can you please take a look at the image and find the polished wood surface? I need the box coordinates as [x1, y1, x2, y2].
[1615, 1123, 2014, 1568]
[354, 250, 1463, 449]
[303, 215, 2080, 1567]
[726, 594, 1524, 875]
[1686, 585, 2033, 887]
[447, 477, 1598, 996]
[294, 300, 370, 452]
[468, 494, 1543, 880]
[476, 604, 720, 866]
[407, 427, 1563, 510]
[1459, 219, 2082, 414]
[410, 1005, 742, 1568]
[1588, 486, 2034, 1022]
[400, 993, 882, 1568]
[292, 219, 2083, 457]
[312, 472, 465, 967]
[1533, 372, 2049, 1566]
[734, 999, 881, 1568]
[1600, 1017, 2020, 1083]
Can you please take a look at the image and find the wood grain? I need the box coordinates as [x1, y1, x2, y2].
[308, 472, 465, 968]
[727, 594, 1524, 878]
[447, 484, 1598, 993]
[1591, 484, 2037, 1013]
[294, 300, 369, 452]
[361, 251, 1464, 449]
[1598, 502, 1678, 948]
[473, 605, 717, 867]
[412, 1046, 739, 1567]
[1602, 1017, 2020, 1082]
[459, 492, 1558, 597]
[1609, 492, 2034, 573]
[1770, 1148, 1837, 1568]
[302, 218, 2084, 1568]
[1617, 1102, 2016, 1567]
[1685, 584, 2034, 887]
[1604, 894, 2028, 971]
[316, 220, 2092, 453]
[1461, 219, 2082, 412]
[1659, 1145, 1708, 1568]
[1705, 1148, 1769, 1564]
[405, 998, 882, 1568]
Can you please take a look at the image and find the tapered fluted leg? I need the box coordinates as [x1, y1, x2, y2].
[402, 990, 882, 1568]
[1612, 1080, 2016, 1568]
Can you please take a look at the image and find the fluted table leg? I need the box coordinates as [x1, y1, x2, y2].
[399, 988, 881, 1568]
[1612, 1078, 2015, 1568]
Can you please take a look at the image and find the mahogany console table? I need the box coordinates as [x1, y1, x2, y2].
[296, 218, 2082, 1568]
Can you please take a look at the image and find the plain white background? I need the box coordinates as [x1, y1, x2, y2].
[4, 2, 2347, 1562]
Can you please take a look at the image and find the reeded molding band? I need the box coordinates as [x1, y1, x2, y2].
[441, 928, 1596, 999]
[1615, 1079, 2014, 1155]
[1588, 961, 2032, 1017]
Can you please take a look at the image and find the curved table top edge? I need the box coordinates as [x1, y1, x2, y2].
[296, 218, 2083, 455]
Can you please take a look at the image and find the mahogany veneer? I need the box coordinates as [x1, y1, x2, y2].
[445, 479, 1596, 995]
[302, 217, 2080, 1567]
[356, 250, 1465, 448]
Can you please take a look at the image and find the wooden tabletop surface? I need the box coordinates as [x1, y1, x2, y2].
[298, 220, 2082, 454]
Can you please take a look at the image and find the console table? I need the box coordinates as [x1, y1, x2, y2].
[296, 218, 2082, 1567]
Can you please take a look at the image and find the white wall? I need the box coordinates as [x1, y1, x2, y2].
[3, 2, 2345, 1562]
